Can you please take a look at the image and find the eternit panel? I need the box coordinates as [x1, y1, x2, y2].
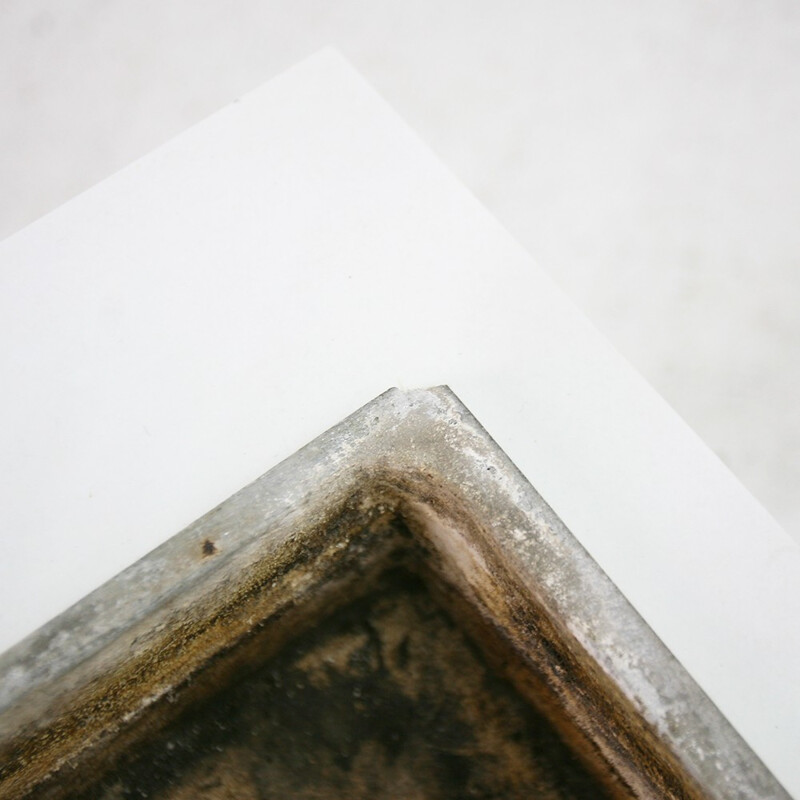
[0, 387, 787, 799]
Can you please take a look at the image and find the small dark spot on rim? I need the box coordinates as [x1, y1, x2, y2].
[202, 539, 217, 557]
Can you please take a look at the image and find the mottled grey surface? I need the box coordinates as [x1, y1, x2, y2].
[0, 388, 788, 799]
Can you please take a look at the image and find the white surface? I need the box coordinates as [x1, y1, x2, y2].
[0, 51, 798, 795]
[2, 1, 799, 543]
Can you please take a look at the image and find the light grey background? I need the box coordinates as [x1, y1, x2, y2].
[2, 1, 798, 539]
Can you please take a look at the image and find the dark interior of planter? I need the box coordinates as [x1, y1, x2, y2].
[75, 563, 610, 800]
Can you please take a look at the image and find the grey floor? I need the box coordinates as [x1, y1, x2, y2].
[2, 1, 798, 541]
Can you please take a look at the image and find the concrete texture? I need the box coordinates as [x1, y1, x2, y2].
[1, 0, 798, 541]
[0, 388, 787, 799]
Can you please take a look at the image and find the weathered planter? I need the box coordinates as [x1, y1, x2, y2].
[0, 388, 788, 799]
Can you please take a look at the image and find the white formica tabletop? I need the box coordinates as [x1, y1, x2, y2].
[1, 50, 798, 796]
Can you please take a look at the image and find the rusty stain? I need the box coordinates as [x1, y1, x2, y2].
[76, 569, 609, 799]
[201, 539, 217, 557]
[0, 486, 703, 799]
[0, 388, 782, 800]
